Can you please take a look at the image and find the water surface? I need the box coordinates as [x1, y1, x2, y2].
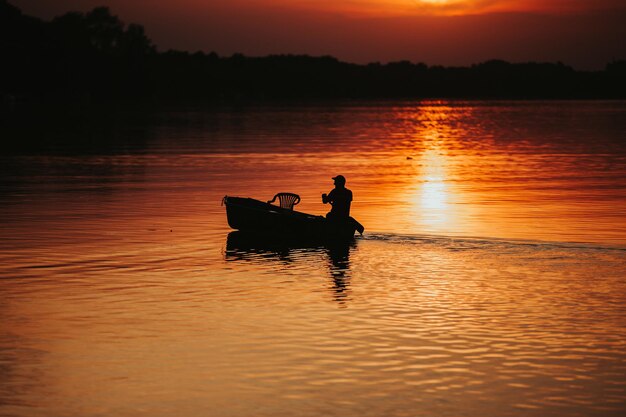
[1, 101, 625, 416]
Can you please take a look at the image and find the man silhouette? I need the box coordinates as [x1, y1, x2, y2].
[322, 175, 353, 220]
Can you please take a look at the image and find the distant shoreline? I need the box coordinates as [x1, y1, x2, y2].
[2, 1, 626, 104]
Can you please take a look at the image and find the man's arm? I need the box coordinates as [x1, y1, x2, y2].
[322, 190, 335, 204]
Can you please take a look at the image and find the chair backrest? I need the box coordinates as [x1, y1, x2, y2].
[267, 193, 301, 210]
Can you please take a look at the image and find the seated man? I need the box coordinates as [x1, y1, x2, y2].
[322, 175, 352, 220]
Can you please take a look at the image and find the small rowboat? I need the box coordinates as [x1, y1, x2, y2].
[223, 195, 364, 241]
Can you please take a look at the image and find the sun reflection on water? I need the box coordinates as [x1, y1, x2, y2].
[419, 149, 449, 223]
[409, 107, 458, 231]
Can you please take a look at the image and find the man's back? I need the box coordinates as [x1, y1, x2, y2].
[328, 187, 352, 218]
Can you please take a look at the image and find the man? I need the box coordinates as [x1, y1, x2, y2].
[322, 175, 353, 220]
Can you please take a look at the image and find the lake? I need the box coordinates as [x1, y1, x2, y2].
[1, 101, 625, 416]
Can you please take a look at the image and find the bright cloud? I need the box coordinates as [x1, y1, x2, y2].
[280, 0, 626, 16]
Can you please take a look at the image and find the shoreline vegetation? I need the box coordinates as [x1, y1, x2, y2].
[1, 0, 626, 106]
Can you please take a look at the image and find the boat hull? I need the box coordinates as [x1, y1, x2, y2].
[223, 196, 359, 241]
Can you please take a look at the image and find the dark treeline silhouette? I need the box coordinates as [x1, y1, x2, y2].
[2, 0, 625, 104]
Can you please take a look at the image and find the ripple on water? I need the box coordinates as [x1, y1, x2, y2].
[1, 102, 626, 416]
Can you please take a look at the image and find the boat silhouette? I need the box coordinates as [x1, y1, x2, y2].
[223, 195, 364, 242]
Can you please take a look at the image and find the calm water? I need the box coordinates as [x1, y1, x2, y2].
[1, 101, 626, 416]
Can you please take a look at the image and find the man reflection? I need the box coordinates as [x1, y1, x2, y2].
[327, 242, 352, 305]
[225, 232, 355, 305]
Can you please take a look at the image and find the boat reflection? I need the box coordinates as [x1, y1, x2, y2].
[224, 231, 356, 305]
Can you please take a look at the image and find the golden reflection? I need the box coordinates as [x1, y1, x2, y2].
[411, 111, 456, 232]
[419, 149, 449, 223]
[422, 180, 447, 211]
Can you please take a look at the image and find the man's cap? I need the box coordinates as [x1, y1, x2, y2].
[332, 175, 346, 183]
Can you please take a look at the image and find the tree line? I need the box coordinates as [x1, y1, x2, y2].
[2, 0, 625, 103]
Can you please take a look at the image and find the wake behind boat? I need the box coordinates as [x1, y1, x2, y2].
[223, 194, 364, 241]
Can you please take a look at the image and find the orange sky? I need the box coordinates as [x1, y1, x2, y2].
[11, 0, 626, 69]
[260, 0, 626, 16]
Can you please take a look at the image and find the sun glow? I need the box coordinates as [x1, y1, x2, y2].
[235, 0, 624, 20]
[407, 0, 497, 15]
[417, 146, 450, 225]
[408, 108, 456, 228]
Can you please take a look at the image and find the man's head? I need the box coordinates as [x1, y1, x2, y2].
[332, 175, 346, 187]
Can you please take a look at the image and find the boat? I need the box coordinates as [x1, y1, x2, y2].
[222, 195, 364, 241]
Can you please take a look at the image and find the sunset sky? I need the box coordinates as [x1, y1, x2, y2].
[11, 0, 626, 69]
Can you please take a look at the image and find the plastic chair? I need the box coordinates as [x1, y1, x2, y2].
[267, 193, 301, 210]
